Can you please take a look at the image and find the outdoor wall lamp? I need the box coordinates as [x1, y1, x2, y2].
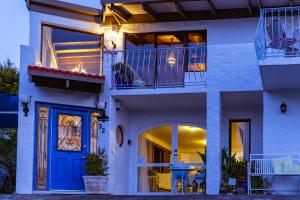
[21, 95, 31, 117]
[96, 101, 109, 133]
[280, 101, 287, 113]
[110, 26, 118, 49]
[116, 100, 121, 111]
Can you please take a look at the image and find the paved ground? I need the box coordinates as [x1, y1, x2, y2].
[1, 195, 300, 200]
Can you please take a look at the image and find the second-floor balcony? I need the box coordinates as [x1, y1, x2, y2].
[111, 46, 207, 89]
[255, 6, 300, 90]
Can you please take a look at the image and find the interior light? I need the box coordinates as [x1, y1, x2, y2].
[189, 127, 198, 132]
[71, 62, 87, 73]
[167, 37, 176, 67]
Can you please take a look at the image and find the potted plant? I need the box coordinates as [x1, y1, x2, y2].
[112, 62, 135, 88]
[83, 148, 109, 194]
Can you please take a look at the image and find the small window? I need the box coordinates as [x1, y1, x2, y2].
[41, 25, 102, 75]
[57, 114, 82, 151]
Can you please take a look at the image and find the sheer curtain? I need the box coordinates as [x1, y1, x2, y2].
[41, 26, 57, 68]
[238, 122, 250, 161]
[138, 134, 149, 192]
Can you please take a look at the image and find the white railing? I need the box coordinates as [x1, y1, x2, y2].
[111, 46, 207, 89]
[255, 7, 300, 60]
[248, 154, 300, 194]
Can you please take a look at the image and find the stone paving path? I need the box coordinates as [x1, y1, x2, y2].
[1, 195, 300, 200]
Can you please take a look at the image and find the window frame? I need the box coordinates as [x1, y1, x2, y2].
[40, 23, 104, 75]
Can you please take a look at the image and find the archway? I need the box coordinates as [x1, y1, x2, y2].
[136, 124, 206, 194]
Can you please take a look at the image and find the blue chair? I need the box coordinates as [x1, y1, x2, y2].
[171, 164, 189, 194]
[194, 171, 206, 194]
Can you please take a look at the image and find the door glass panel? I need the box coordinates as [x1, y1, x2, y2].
[138, 126, 172, 164]
[230, 121, 250, 161]
[36, 106, 49, 190]
[57, 114, 82, 151]
[178, 126, 206, 163]
[138, 166, 171, 192]
[90, 112, 98, 154]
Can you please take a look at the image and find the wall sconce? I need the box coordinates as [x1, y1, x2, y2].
[110, 26, 118, 49]
[21, 96, 31, 117]
[116, 100, 121, 111]
[96, 101, 109, 133]
[280, 101, 287, 113]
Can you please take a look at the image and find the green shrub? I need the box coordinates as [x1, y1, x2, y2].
[84, 148, 108, 176]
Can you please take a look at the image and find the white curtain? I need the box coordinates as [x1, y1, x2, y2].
[138, 134, 149, 192]
[41, 26, 58, 68]
[238, 122, 250, 161]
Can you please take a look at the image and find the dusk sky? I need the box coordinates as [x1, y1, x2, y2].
[0, 0, 29, 67]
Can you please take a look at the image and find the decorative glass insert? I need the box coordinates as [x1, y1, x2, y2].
[36, 106, 49, 190]
[90, 112, 99, 154]
[57, 114, 82, 151]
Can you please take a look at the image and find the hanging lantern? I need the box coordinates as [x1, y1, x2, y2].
[168, 50, 176, 67]
[168, 37, 176, 67]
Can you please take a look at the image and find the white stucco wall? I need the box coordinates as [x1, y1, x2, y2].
[264, 91, 300, 154]
[263, 91, 300, 193]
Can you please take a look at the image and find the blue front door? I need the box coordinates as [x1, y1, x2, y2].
[50, 109, 89, 190]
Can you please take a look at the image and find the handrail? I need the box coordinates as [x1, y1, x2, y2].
[111, 46, 207, 89]
[255, 7, 300, 60]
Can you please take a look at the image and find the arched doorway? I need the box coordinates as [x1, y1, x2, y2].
[136, 124, 206, 194]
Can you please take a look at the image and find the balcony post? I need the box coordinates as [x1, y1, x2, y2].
[206, 91, 222, 195]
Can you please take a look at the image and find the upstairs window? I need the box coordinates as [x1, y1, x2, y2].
[41, 25, 102, 75]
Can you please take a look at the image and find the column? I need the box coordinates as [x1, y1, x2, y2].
[206, 91, 222, 195]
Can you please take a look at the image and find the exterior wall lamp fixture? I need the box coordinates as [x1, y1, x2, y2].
[21, 95, 31, 117]
[96, 101, 109, 133]
[110, 26, 118, 49]
[280, 101, 287, 113]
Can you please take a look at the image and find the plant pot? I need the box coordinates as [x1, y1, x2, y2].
[83, 175, 109, 194]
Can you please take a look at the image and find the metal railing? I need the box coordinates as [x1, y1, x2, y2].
[248, 154, 300, 194]
[255, 7, 300, 60]
[111, 46, 207, 89]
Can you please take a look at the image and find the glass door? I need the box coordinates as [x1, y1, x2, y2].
[137, 126, 173, 193]
[172, 125, 206, 193]
[136, 125, 206, 194]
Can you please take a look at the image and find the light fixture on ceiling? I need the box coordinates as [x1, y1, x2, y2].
[167, 37, 176, 67]
[189, 126, 198, 132]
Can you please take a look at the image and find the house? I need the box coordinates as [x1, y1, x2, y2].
[16, 0, 300, 195]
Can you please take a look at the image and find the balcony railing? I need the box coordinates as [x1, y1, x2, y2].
[255, 7, 300, 60]
[111, 46, 207, 89]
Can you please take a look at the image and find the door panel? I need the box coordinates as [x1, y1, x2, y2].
[51, 109, 88, 190]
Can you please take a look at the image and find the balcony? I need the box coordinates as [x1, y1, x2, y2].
[255, 7, 300, 90]
[111, 46, 207, 89]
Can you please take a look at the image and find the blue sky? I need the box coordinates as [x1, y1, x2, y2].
[0, 0, 29, 67]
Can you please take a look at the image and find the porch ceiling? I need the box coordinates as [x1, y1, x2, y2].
[114, 93, 206, 111]
[221, 91, 263, 108]
[103, 0, 300, 25]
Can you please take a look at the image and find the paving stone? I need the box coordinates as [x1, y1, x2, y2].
[2, 195, 300, 200]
